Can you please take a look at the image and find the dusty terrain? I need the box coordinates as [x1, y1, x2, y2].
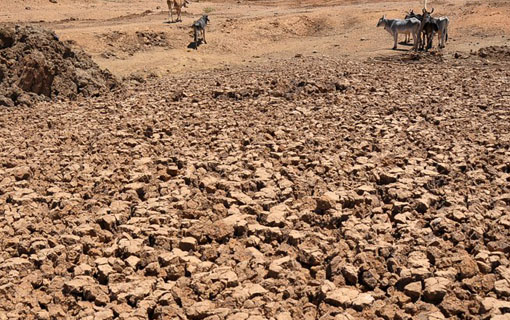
[1, 0, 510, 319]
[2, 0, 509, 76]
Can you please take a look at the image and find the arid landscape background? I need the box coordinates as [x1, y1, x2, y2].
[2, 0, 509, 75]
[0, 0, 509, 319]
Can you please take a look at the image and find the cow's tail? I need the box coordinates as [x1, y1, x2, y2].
[446, 30, 448, 43]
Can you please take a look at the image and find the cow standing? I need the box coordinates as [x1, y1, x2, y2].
[167, 0, 189, 23]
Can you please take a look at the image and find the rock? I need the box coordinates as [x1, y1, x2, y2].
[0, 26, 15, 49]
[74, 264, 93, 276]
[352, 293, 374, 310]
[315, 191, 339, 213]
[63, 276, 94, 295]
[118, 239, 143, 256]
[13, 166, 32, 181]
[361, 269, 379, 289]
[275, 312, 292, 320]
[94, 309, 114, 320]
[97, 215, 117, 231]
[495, 279, 510, 297]
[342, 264, 358, 285]
[179, 237, 198, 251]
[456, 256, 478, 279]
[246, 283, 267, 298]
[378, 171, 398, 185]
[157, 252, 174, 267]
[1, 257, 31, 271]
[423, 277, 450, 304]
[264, 203, 287, 226]
[440, 294, 465, 317]
[325, 287, 360, 307]
[185, 300, 215, 319]
[97, 263, 114, 283]
[125, 256, 141, 269]
[480, 297, 510, 314]
[229, 191, 254, 205]
[297, 246, 323, 266]
[404, 281, 422, 300]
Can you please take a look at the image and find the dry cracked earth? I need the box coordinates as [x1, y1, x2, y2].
[1, 50, 510, 320]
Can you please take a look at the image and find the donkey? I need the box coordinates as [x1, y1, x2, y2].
[377, 15, 421, 51]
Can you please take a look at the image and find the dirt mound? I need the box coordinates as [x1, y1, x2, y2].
[247, 15, 330, 42]
[0, 24, 120, 107]
[477, 45, 510, 60]
[99, 30, 170, 59]
[276, 16, 327, 37]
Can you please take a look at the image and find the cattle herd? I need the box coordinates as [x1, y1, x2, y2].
[167, 0, 449, 52]
[377, 7, 450, 52]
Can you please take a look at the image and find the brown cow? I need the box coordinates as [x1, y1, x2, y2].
[167, 0, 189, 23]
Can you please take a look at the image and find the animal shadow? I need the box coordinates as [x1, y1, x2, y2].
[163, 20, 181, 24]
[188, 39, 203, 50]
[392, 48, 411, 52]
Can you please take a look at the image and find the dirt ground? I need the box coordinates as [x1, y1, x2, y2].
[1, 0, 509, 76]
[1, 0, 510, 319]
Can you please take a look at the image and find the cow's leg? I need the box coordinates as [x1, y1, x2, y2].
[203, 28, 206, 44]
[170, 1, 174, 22]
[412, 30, 418, 51]
[393, 32, 398, 50]
[194, 28, 198, 49]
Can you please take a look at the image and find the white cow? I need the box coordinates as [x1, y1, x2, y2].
[377, 15, 421, 51]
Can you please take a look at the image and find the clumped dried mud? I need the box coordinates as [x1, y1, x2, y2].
[0, 53, 509, 320]
[98, 30, 171, 60]
[0, 25, 119, 107]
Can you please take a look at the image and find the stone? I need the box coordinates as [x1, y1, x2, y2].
[246, 283, 267, 298]
[185, 300, 215, 319]
[179, 237, 198, 251]
[63, 276, 94, 295]
[352, 293, 374, 310]
[495, 279, 510, 297]
[325, 287, 359, 307]
[480, 297, 510, 314]
[423, 277, 450, 304]
[404, 281, 422, 300]
[125, 256, 141, 269]
[342, 265, 358, 285]
[13, 166, 32, 181]
[315, 191, 339, 212]
[97, 215, 117, 231]
[275, 312, 292, 320]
